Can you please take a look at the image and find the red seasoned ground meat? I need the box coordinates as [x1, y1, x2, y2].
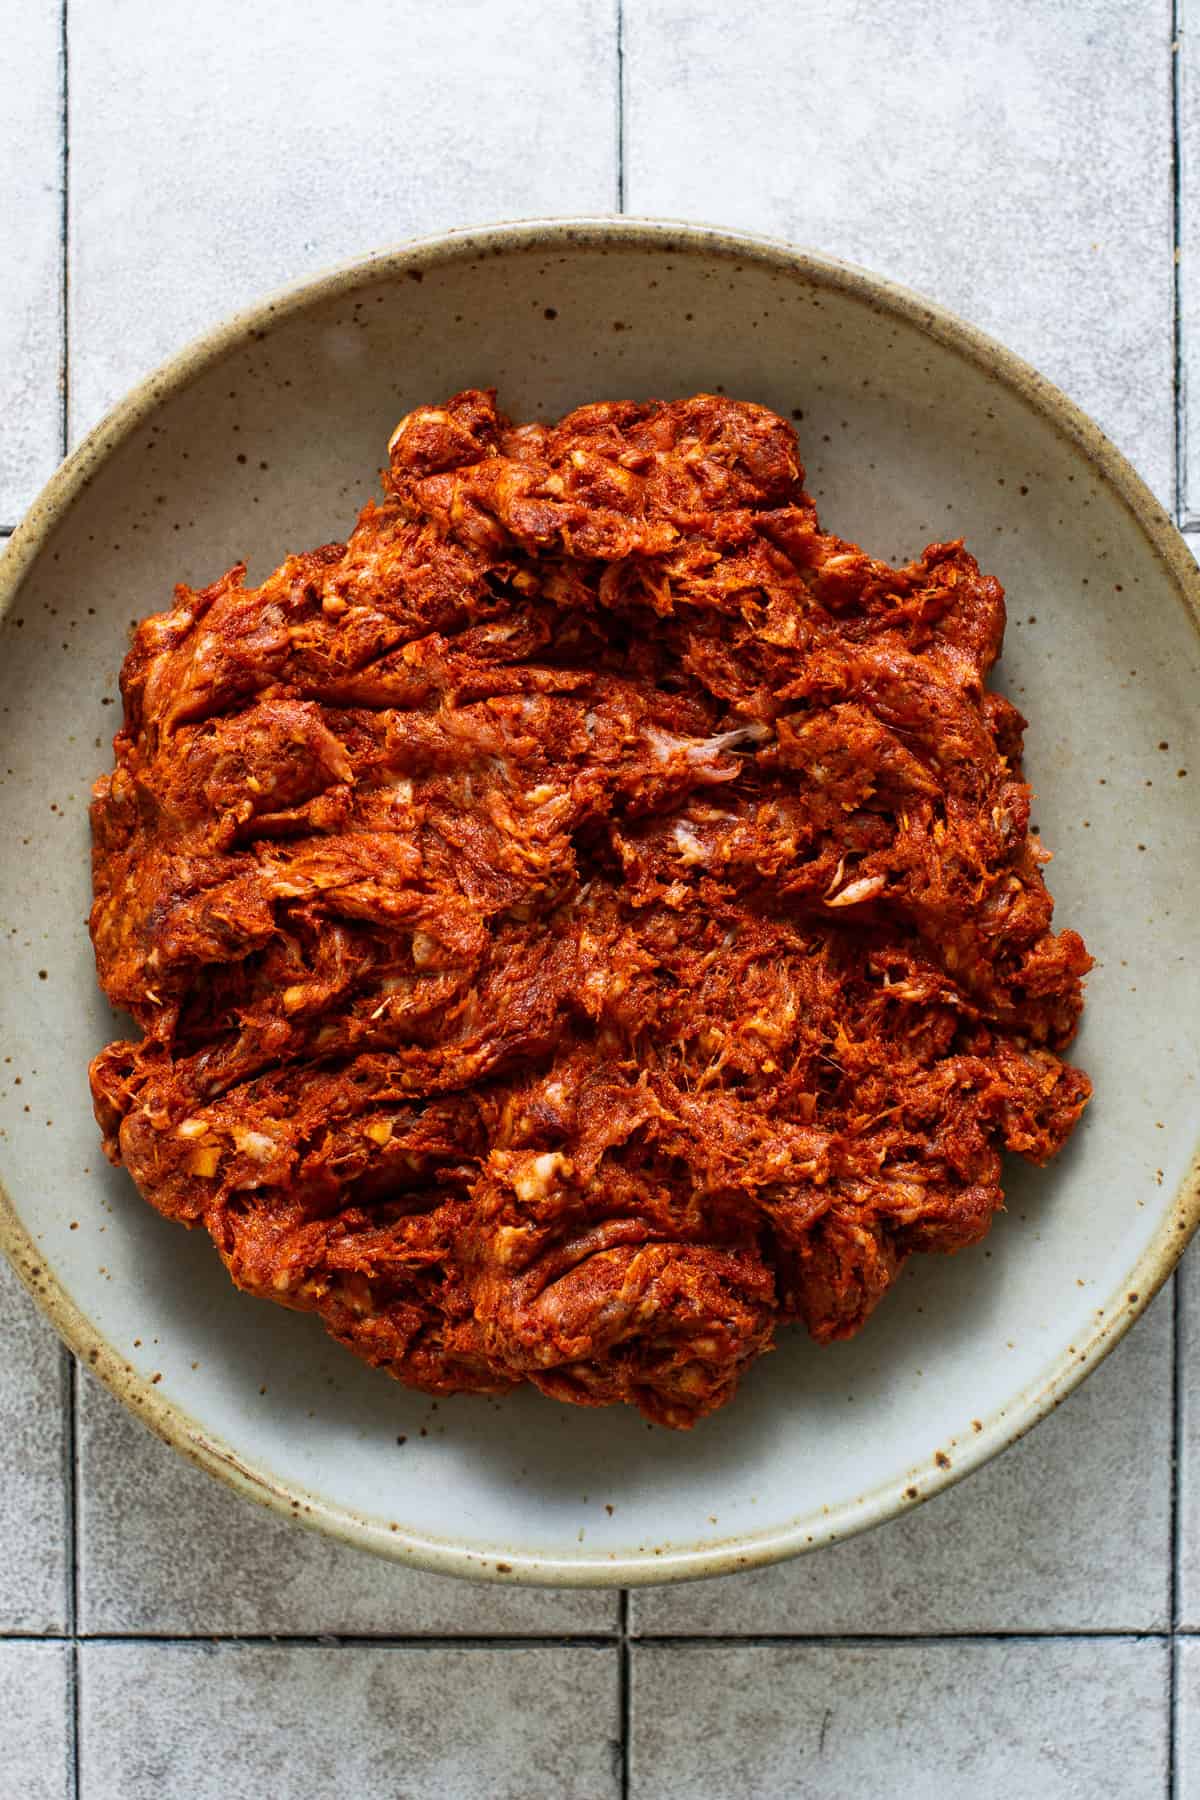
[89, 390, 1091, 1427]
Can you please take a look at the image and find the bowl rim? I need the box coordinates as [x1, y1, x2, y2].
[2, 213, 1198, 1587]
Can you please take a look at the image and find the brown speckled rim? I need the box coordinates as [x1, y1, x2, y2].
[2, 216, 1198, 1586]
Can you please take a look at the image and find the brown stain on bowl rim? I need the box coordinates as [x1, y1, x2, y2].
[1, 217, 1198, 1587]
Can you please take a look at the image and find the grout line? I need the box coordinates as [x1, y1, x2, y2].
[618, 1591, 630, 1796]
[53, 1632, 621, 1650]
[1170, 33, 1185, 1794]
[607, 1629, 1181, 1648]
[1180, 0, 1200, 533]
[615, 0, 625, 212]
[59, 0, 70, 462]
[58, 0, 81, 1685]
[1171, 1271, 1186, 1800]
[68, 1640, 80, 1800]
[0, 1628, 1191, 1648]
[66, 1357, 79, 1636]
[1173, 0, 1185, 526]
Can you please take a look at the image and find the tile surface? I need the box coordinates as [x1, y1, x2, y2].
[79, 1642, 619, 1800]
[67, 0, 617, 442]
[1177, 1637, 1200, 1797]
[0, 1257, 69, 1633]
[1176, 1247, 1200, 1627]
[1181, 9, 1200, 521]
[0, 2, 1192, 1795]
[0, 0, 62, 522]
[78, 1374, 616, 1636]
[0, 1641, 72, 1800]
[626, 0, 1175, 504]
[630, 1639, 1169, 1800]
[633, 1287, 1172, 1636]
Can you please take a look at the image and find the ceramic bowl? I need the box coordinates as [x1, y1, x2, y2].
[2, 219, 1198, 1585]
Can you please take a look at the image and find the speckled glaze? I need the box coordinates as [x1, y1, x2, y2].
[1, 219, 1197, 1586]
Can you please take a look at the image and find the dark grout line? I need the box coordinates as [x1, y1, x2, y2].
[627, 1629, 1180, 1647]
[59, 0, 70, 462]
[618, 1590, 630, 1797]
[64, 1633, 621, 1650]
[57, 5, 82, 1742]
[1174, 0, 1192, 532]
[615, 0, 625, 212]
[67, 1357, 79, 1636]
[68, 1641, 81, 1800]
[1171, 1269, 1186, 1800]
[1169, 11, 1185, 1757]
[0, 1628, 1190, 1648]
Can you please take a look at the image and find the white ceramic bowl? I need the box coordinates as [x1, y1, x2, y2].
[2, 219, 1198, 1585]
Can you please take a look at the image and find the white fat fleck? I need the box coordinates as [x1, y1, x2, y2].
[411, 930, 439, 968]
[388, 407, 448, 454]
[584, 967, 627, 1003]
[512, 1151, 572, 1203]
[673, 823, 707, 866]
[825, 874, 886, 908]
[493, 1224, 533, 1266]
[642, 725, 679, 765]
[526, 783, 557, 805]
[390, 777, 414, 804]
[176, 1118, 208, 1140]
[644, 720, 770, 772]
[704, 721, 771, 751]
[232, 1128, 276, 1163]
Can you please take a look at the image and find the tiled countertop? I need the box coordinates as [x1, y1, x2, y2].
[1, 3, 1196, 1794]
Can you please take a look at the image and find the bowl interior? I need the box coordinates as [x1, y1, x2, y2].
[1, 228, 1198, 1582]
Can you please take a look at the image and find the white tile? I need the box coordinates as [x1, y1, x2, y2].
[0, 1642, 72, 1800]
[633, 1286, 1172, 1636]
[1175, 1246, 1200, 1626]
[79, 1642, 619, 1800]
[1177, 1638, 1200, 1798]
[77, 1374, 617, 1635]
[1180, 13, 1200, 521]
[626, 0, 1174, 505]
[630, 1639, 1168, 1800]
[0, 1256, 70, 1632]
[0, 0, 62, 521]
[68, 0, 616, 441]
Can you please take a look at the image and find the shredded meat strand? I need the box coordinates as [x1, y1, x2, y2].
[88, 390, 1092, 1428]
